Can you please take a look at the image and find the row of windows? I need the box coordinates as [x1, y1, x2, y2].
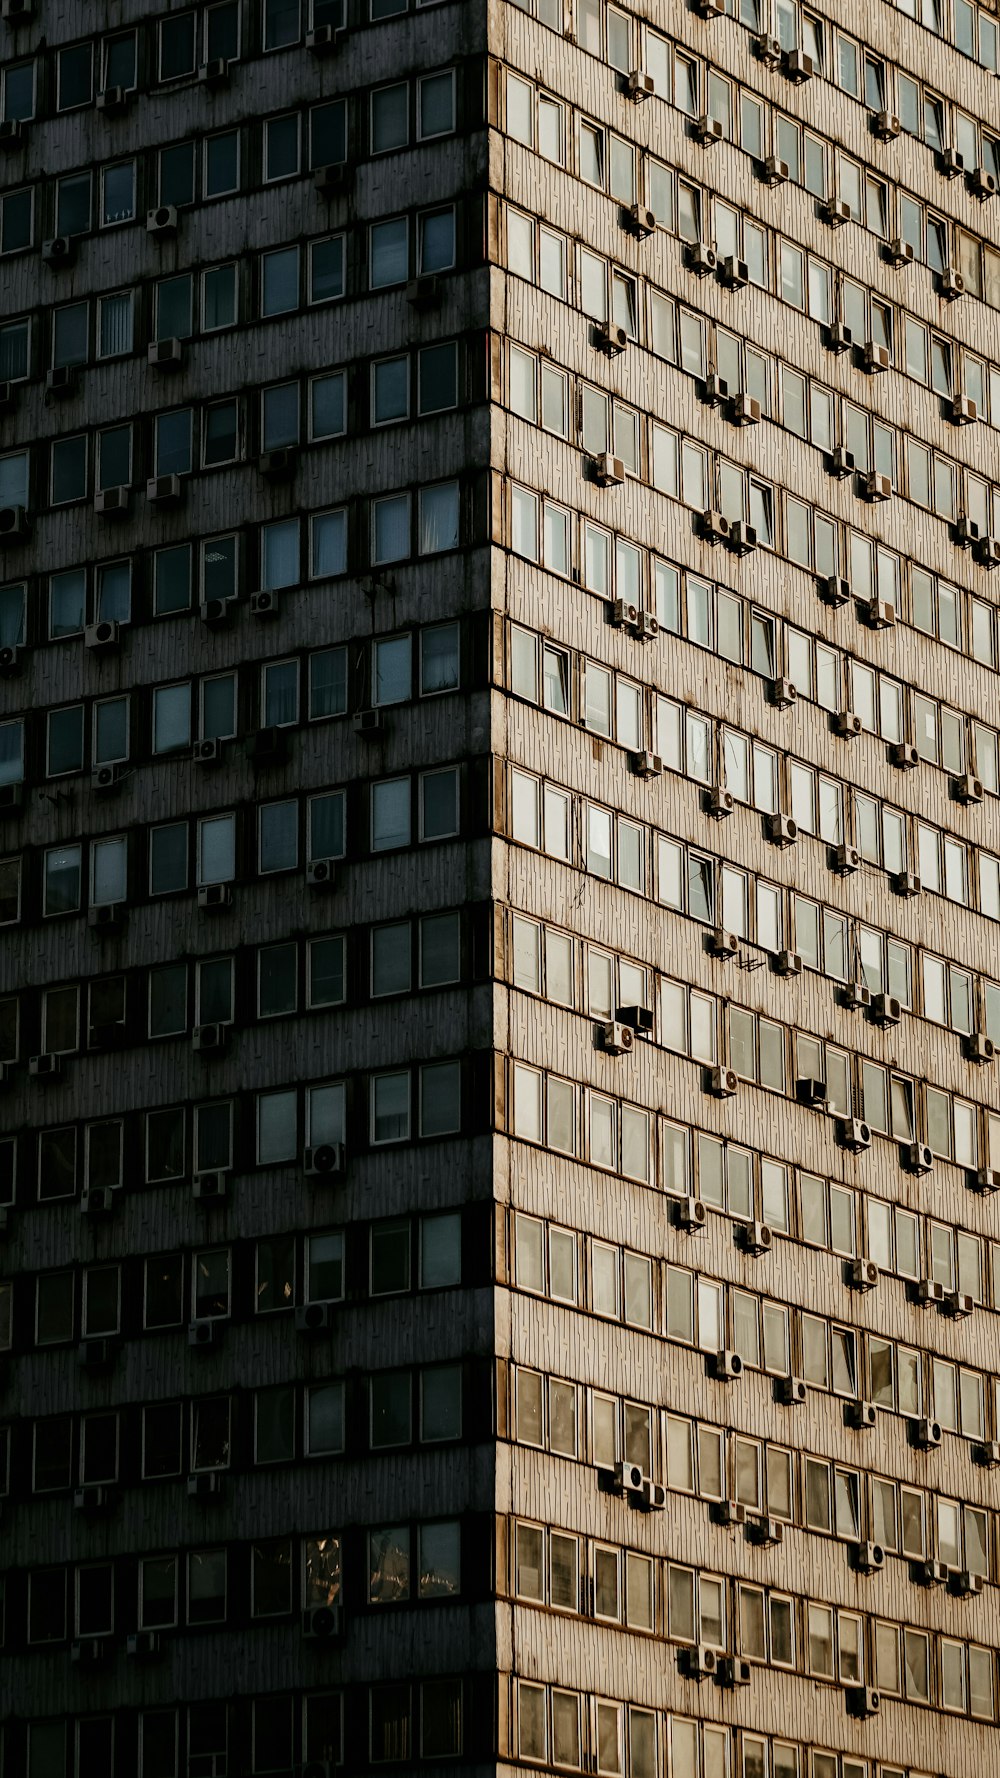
[12, 1362, 472, 1499]
[508, 755, 1000, 931]
[10, 1210, 466, 1346]
[1, 619, 462, 782]
[0, 1056, 468, 1218]
[0, 908, 466, 1075]
[1, 765, 463, 921]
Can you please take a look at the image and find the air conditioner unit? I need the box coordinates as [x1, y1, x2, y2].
[610, 597, 639, 629]
[975, 534, 1000, 568]
[885, 237, 912, 268]
[835, 710, 863, 739]
[740, 1220, 772, 1256]
[613, 1459, 645, 1494]
[96, 85, 131, 113]
[719, 1656, 752, 1688]
[146, 205, 179, 237]
[93, 764, 123, 795]
[826, 321, 853, 354]
[29, 1053, 63, 1081]
[951, 1569, 983, 1597]
[594, 321, 628, 356]
[861, 473, 892, 503]
[617, 1004, 653, 1037]
[969, 165, 997, 199]
[71, 1638, 110, 1667]
[200, 597, 235, 628]
[848, 1257, 879, 1291]
[914, 1419, 943, 1451]
[796, 1077, 827, 1108]
[699, 509, 730, 545]
[624, 203, 656, 238]
[188, 1318, 222, 1349]
[760, 154, 789, 185]
[676, 1195, 707, 1232]
[85, 619, 120, 653]
[42, 236, 76, 266]
[727, 520, 757, 556]
[938, 145, 965, 177]
[846, 1400, 878, 1430]
[88, 903, 126, 934]
[864, 595, 895, 627]
[974, 1168, 1000, 1193]
[847, 1687, 880, 1720]
[778, 1375, 807, 1406]
[917, 1558, 948, 1585]
[0, 644, 23, 676]
[250, 590, 280, 619]
[769, 676, 796, 708]
[146, 474, 183, 507]
[949, 395, 978, 425]
[685, 240, 718, 277]
[954, 771, 984, 803]
[630, 750, 661, 779]
[406, 274, 442, 309]
[821, 198, 852, 227]
[0, 781, 23, 816]
[627, 68, 655, 99]
[765, 812, 797, 846]
[306, 858, 336, 889]
[753, 33, 783, 66]
[945, 1290, 973, 1319]
[888, 741, 918, 769]
[354, 708, 384, 738]
[695, 0, 727, 15]
[684, 1643, 719, 1680]
[774, 950, 802, 977]
[593, 453, 625, 487]
[302, 1604, 342, 1640]
[148, 337, 184, 371]
[78, 1337, 114, 1369]
[940, 266, 965, 299]
[712, 1348, 743, 1381]
[259, 447, 297, 479]
[126, 1632, 161, 1659]
[197, 883, 232, 911]
[861, 342, 890, 374]
[741, 1515, 781, 1552]
[640, 1479, 667, 1511]
[247, 726, 287, 765]
[296, 1300, 337, 1334]
[187, 1470, 224, 1499]
[729, 393, 760, 426]
[601, 1020, 634, 1055]
[872, 110, 901, 140]
[841, 983, 871, 1014]
[45, 365, 77, 399]
[893, 870, 921, 898]
[306, 22, 342, 52]
[0, 506, 29, 542]
[705, 785, 735, 818]
[304, 1143, 346, 1178]
[916, 1278, 944, 1307]
[193, 738, 225, 765]
[827, 445, 855, 480]
[708, 1066, 738, 1098]
[80, 1186, 115, 1218]
[192, 1023, 228, 1055]
[94, 485, 130, 517]
[701, 373, 729, 408]
[313, 162, 351, 195]
[869, 993, 901, 1028]
[974, 1440, 1000, 1467]
[819, 573, 851, 606]
[634, 609, 658, 640]
[783, 47, 814, 81]
[965, 1030, 995, 1063]
[73, 1484, 111, 1512]
[694, 113, 723, 145]
[193, 1171, 228, 1202]
[0, 119, 23, 148]
[955, 517, 982, 549]
[709, 927, 740, 959]
[838, 1117, 871, 1153]
[197, 57, 230, 85]
[714, 1499, 747, 1527]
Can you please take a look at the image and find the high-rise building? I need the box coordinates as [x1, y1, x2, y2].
[2, 0, 1000, 1770]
